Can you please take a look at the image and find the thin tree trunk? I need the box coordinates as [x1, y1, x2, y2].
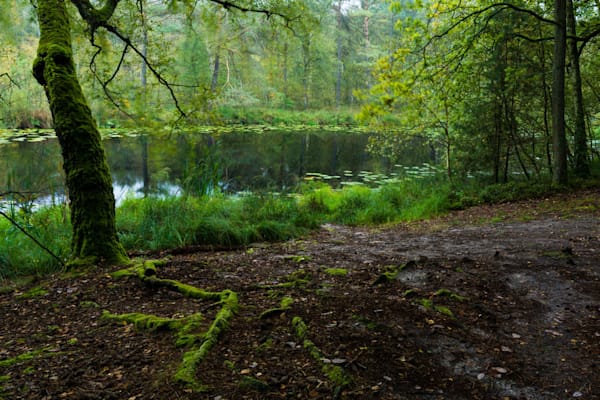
[567, 0, 589, 177]
[283, 41, 289, 107]
[211, 52, 221, 93]
[362, 0, 371, 88]
[552, 0, 568, 185]
[302, 39, 311, 110]
[335, 0, 343, 108]
[33, 0, 128, 265]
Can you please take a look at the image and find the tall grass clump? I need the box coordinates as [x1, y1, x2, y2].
[0, 206, 70, 279]
[296, 171, 453, 226]
[117, 193, 321, 251]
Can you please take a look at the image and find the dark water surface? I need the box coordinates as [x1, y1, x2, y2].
[1, 128, 428, 205]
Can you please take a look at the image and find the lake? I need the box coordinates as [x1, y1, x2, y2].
[0, 127, 431, 206]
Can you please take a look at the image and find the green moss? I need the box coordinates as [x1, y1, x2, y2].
[107, 260, 238, 391]
[416, 298, 434, 310]
[79, 300, 100, 308]
[259, 296, 294, 320]
[433, 289, 467, 302]
[174, 291, 238, 389]
[323, 268, 348, 276]
[433, 305, 454, 318]
[17, 286, 48, 299]
[35, 0, 129, 267]
[0, 347, 58, 368]
[256, 338, 274, 352]
[373, 261, 417, 285]
[284, 255, 311, 263]
[351, 315, 377, 330]
[102, 311, 187, 332]
[291, 317, 352, 388]
[416, 298, 455, 318]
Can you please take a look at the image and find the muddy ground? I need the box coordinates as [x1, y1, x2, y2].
[1, 189, 599, 399]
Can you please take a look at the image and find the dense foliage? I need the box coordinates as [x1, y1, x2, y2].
[357, 0, 600, 183]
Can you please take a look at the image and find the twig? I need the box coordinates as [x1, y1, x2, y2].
[0, 210, 65, 267]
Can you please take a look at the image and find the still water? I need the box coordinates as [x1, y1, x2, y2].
[0, 128, 428, 205]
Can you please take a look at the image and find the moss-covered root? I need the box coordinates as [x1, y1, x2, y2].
[259, 296, 294, 320]
[108, 260, 239, 391]
[291, 316, 352, 393]
[174, 290, 238, 390]
[0, 347, 58, 368]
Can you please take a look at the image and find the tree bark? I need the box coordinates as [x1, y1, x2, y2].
[33, 0, 128, 266]
[335, 0, 343, 108]
[552, 0, 568, 185]
[566, 0, 589, 177]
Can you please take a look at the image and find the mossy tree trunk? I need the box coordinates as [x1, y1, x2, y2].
[552, 0, 568, 185]
[33, 0, 128, 266]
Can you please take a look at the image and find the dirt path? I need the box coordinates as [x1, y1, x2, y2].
[1, 190, 599, 399]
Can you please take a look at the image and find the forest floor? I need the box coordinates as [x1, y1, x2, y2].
[0, 189, 599, 400]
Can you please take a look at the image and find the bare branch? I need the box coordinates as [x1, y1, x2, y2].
[0, 209, 65, 267]
[101, 23, 187, 117]
[88, 35, 135, 119]
[0, 72, 20, 88]
[208, 0, 286, 20]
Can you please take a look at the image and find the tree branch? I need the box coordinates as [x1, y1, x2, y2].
[101, 23, 187, 117]
[70, 0, 121, 32]
[0, 209, 65, 267]
[208, 0, 286, 19]
[88, 36, 135, 119]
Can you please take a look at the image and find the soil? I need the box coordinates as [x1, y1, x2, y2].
[1, 189, 599, 400]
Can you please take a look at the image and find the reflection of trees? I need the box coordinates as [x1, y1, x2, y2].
[0, 140, 64, 205]
[2, 130, 434, 202]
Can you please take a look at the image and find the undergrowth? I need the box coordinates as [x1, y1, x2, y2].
[1, 172, 597, 279]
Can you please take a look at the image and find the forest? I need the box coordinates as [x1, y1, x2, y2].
[0, 1, 599, 399]
[1, 0, 598, 183]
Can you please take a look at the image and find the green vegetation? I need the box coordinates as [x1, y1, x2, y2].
[259, 296, 294, 320]
[108, 260, 238, 392]
[323, 268, 348, 276]
[0, 347, 57, 368]
[17, 286, 48, 299]
[291, 316, 352, 389]
[2, 169, 599, 280]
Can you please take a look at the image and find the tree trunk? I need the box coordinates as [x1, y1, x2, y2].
[302, 39, 311, 110]
[283, 41, 289, 107]
[335, 0, 343, 108]
[566, 0, 589, 177]
[552, 0, 568, 185]
[33, 0, 128, 266]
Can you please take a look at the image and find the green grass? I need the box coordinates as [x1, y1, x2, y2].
[0, 206, 70, 280]
[2, 168, 598, 279]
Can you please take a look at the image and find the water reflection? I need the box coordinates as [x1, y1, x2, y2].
[1, 128, 430, 206]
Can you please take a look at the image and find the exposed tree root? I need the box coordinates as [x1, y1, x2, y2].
[291, 316, 352, 396]
[108, 260, 238, 391]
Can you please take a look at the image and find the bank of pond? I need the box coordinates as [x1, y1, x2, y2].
[0, 126, 584, 279]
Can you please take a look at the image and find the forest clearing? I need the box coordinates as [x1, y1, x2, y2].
[1, 189, 598, 399]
